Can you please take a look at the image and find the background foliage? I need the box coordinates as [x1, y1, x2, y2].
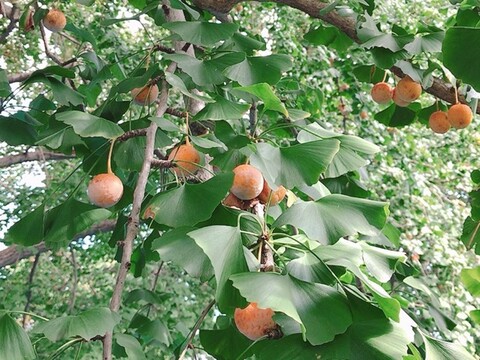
[1, 0, 479, 359]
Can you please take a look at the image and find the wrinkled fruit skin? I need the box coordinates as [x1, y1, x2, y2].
[231, 164, 264, 200]
[234, 303, 278, 340]
[168, 144, 201, 177]
[395, 76, 422, 102]
[43, 9, 66, 32]
[258, 180, 286, 206]
[131, 84, 159, 105]
[87, 173, 124, 208]
[370, 82, 392, 104]
[392, 88, 410, 107]
[448, 103, 473, 129]
[429, 111, 450, 134]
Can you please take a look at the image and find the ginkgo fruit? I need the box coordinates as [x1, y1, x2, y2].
[360, 110, 368, 119]
[168, 143, 201, 177]
[392, 88, 410, 107]
[429, 111, 450, 134]
[131, 84, 159, 106]
[258, 180, 286, 206]
[87, 173, 124, 208]
[448, 103, 473, 129]
[231, 164, 264, 200]
[370, 82, 393, 104]
[43, 9, 66, 32]
[395, 76, 422, 102]
[234, 303, 279, 340]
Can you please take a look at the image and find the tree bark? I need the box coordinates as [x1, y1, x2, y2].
[0, 150, 75, 168]
[0, 220, 116, 268]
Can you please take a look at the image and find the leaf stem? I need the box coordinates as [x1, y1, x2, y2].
[107, 139, 116, 174]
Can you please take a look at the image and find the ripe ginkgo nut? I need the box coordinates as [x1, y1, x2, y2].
[448, 103, 473, 129]
[131, 84, 159, 106]
[392, 88, 410, 107]
[234, 303, 278, 340]
[370, 82, 393, 104]
[395, 76, 422, 102]
[43, 9, 66, 32]
[87, 173, 124, 208]
[231, 164, 264, 200]
[168, 143, 201, 177]
[429, 111, 450, 134]
[258, 180, 286, 206]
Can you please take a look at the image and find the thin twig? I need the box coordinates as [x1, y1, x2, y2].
[22, 253, 41, 328]
[178, 299, 216, 360]
[67, 248, 78, 314]
[249, 101, 257, 137]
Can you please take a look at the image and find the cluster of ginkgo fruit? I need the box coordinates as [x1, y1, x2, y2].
[371, 75, 474, 134]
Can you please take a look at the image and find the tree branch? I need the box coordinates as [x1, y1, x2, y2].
[0, 219, 116, 268]
[0, 150, 75, 168]
[102, 66, 175, 359]
[193, 0, 480, 114]
[0, 2, 20, 43]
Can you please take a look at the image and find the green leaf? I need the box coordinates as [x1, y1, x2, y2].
[222, 53, 292, 86]
[0, 69, 11, 97]
[5, 204, 45, 246]
[33, 308, 120, 341]
[230, 272, 352, 345]
[64, 22, 97, 50]
[116, 334, 147, 360]
[124, 289, 167, 305]
[274, 194, 389, 244]
[250, 140, 340, 189]
[360, 242, 406, 283]
[194, 97, 251, 121]
[56, 110, 124, 139]
[137, 319, 171, 346]
[232, 83, 288, 116]
[460, 266, 480, 296]
[30, 66, 76, 79]
[460, 216, 480, 254]
[0, 313, 35, 360]
[200, 324, 254, 360]
[297, 124, 379, 178]
[188, 225, 249, 312]
[0, 115, 37, 146]
[470, 309, 480, 324]
[303, 24, 353, 52]
[163, 21, 239, 46]
[404, 31, 444, 54]
[163, 53, 226, 86]
[43, 199, 112, 248]
[146, 173, 233, 227]
[152, 227, 214, 281]
[319, 295, 413, 359]
[358, 14, 400, 51]
[422, 333, 475, 360]
[165, 72, 214, 103]
[286, 252, 336, 285]
[374, 103, 417, 127]
[443, 27, 480, 91]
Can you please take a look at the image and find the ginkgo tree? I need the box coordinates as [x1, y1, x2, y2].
[0, 0, 479, 359]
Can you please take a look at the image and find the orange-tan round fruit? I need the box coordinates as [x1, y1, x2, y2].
[429, 111, 450, 134]
[370, 82, 393, 104]
[448, 103, 473, 129]
[360, 110, 368, 119]
[231, 164, 264, 200]
[258, 180, 286, 206]
[43, 9, 66, 32]
[168, 143, 201, 177]
[87, 173, 123, 208]
[131, 84, 159, 106]
[395, 76, 422, 102]
[392, 88, 411, 107]
[234, 303, 278, 340]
